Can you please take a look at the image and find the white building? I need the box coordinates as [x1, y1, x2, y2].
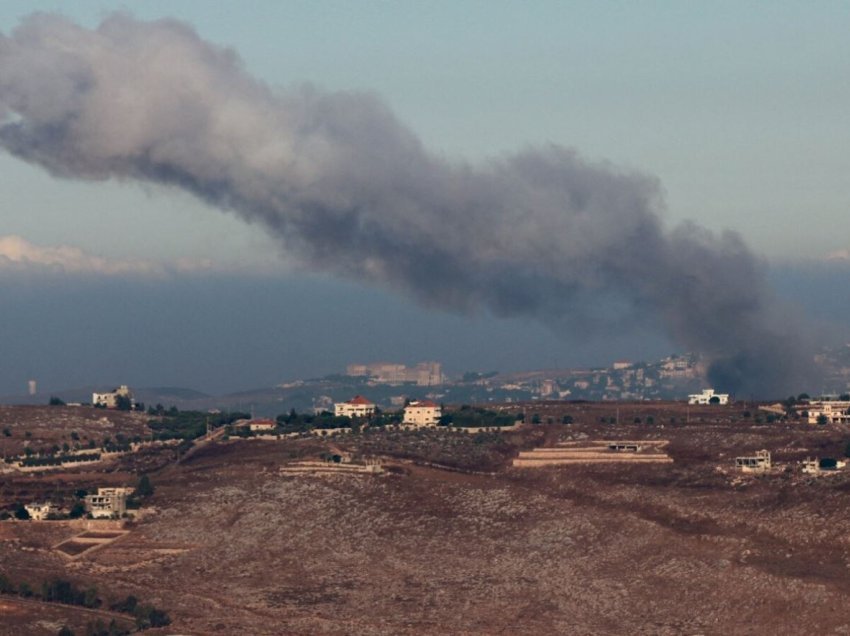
[688, 388, 729, 405]
[735, 450, 771, 473]
[92, 385, 135, 409]
[247, 419, 277, 432]
[84, 487, 133, 518]
[403, 400, 442, 427]
[345, 361, 443, 386]
[334, 395, 376, 418]
[806, 401, 850, 425]
[24, 502, 55, 520]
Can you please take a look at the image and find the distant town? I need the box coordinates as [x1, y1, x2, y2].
[9, 343, 850, 418]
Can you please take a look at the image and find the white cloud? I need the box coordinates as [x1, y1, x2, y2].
[0, 235, 213, 276]
[826, 249, 850, 262]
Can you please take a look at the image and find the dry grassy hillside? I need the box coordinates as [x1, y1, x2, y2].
[3, 406, 850, 634]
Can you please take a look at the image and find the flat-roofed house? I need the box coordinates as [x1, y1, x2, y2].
[24, 502, 55, 520]
[688, 388, 729, 405]
[735, 450, 771, 473]
[85, 487, 133, 518]
[92, 385, 135, 409]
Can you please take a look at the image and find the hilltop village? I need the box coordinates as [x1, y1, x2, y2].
[4, 381, 850, 634]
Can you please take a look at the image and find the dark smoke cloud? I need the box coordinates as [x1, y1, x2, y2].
[0, 13, 812, 397]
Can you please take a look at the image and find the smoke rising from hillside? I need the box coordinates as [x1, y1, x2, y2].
[0, 14, 811, 396]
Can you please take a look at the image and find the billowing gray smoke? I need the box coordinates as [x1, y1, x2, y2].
[0, 14, 810, 397]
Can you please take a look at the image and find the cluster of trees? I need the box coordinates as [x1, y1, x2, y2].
[274, 409, 399, 434]
[148, 410, 249, 440]
[17, 452, 101, 468]
[440, 406, 518, 428]
[0, 573, 169, 634]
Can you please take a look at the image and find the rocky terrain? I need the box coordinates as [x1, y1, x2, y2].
[3, 403, 850, 634]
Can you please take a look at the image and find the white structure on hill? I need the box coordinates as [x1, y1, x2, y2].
[92, 385, 135, 409]
[806, 401, 850, 425]
[24, 502, 55, 520]
[346, 361, 443, 386]
[247, 419, 276, 432]
[688, 388, 729, 405]
[403, 400, 442, 427]
[84, 487, 133, 518]
[735, 450, 771, 473]
[334, 395, 376, 418]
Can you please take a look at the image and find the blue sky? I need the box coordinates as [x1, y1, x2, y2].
[0, 2, 849, 395]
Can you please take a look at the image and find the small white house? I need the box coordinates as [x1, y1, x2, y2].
[688, 388, 729, 405]
[247, 419, 277, 432]
[334, 396, 376, 418]
[806, 401, 850, 425]
[403, 400, 442, 427]
[92, 385, 135, 409]
[24, 502, 55, 520]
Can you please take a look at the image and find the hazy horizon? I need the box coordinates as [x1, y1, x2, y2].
[2, 4, 849, 398]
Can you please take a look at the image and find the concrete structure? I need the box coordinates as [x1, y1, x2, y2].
[84, 487, 133, 519]
[802, 457, 845, 474]
[513, 440, 672, 467]
[688, 388, 729, 405]
[806, 401, 850, 425]
[735, 450, 771, 473]
[334, 395, 376, 418]
[346, 361, 443, 386]
[24, 502, 55, 520]
[92, 385, 134, 409]
[403, 400, 442, 427]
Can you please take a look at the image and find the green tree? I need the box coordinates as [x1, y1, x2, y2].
[57, 627, 75, 636]
[49, 396, 66, 406]
[14, 504, 30, 520]
[817, 414, 829, 426]
[708, 395, 720, 404]
[0, 573, 14, 593]
[111, 595, 138, 613]
[135, 474, 154, 498]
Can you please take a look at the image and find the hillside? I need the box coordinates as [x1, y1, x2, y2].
[3, 402, 850, 633]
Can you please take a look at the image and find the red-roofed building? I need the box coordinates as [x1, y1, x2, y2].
[403, 400, 442, 427]
[334, 395, 376, 418]
[248, 419, 277, 432]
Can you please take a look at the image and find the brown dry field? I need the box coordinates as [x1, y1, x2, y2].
[4, 402, 850, 634]
[0, 405, 149, 457]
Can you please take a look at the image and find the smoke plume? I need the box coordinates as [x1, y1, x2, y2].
[0, 13, 811, 397]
